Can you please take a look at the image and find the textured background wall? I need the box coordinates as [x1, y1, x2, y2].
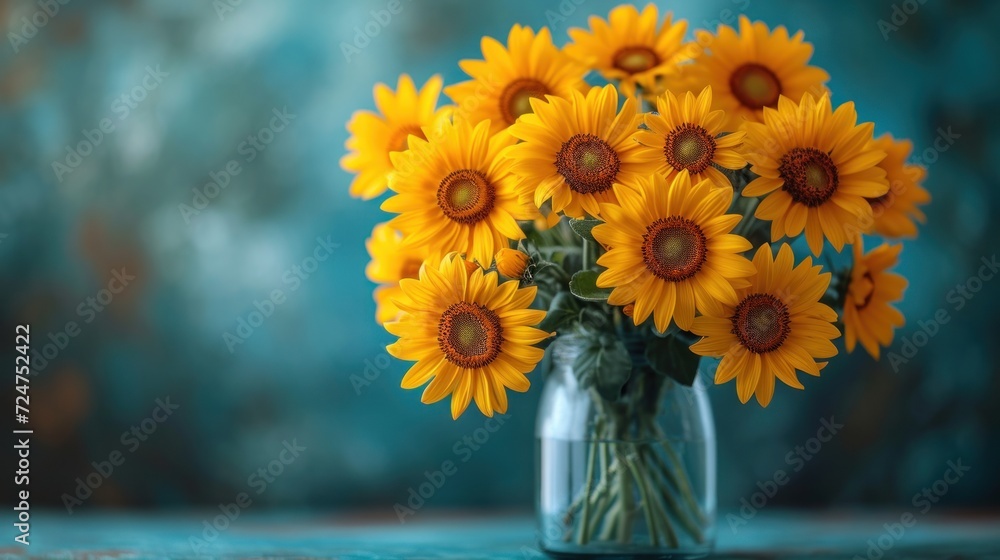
[0, 0, 996, 514]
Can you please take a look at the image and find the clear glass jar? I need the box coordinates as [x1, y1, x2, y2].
[536, 335, 716, 559]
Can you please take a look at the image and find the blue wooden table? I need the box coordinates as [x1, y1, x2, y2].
[7, 510, 1000, 559]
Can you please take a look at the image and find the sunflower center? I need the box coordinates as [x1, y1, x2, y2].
[499, 78, 550, 125]
[437, 169, 495, 224]
[641, 217, 708, 281]
[437, 302, 504, 368]
[729, 63, 782, 110]
[555, 134, 621, 195]
[731, 293, 791, 354]
[866, 189, 895, 213]
[779, 147, 839, 207]
[855, 271, 875, 310]
[664, 123, 717, 174]
[389, 125, 425, 153]
[613, 46, 660, 74]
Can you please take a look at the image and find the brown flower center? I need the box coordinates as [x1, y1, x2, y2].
[499, 78, 550, 125]
[729, 63, 782, 110]
[731, 293, 791, 354]
[437, 169, 495, 224]
[664, 123, 717, 174]
[779, 147, 839, 207]
[437, 302, 504, 368]
[613, 46, 660, 74]
[641, 217, 708, 281]
[856, 271, 875, 310]
[555, 134, 621, 195]
[388, 125, 425, 154]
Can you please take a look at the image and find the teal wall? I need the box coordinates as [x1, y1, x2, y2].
[0, 0, 996, 513]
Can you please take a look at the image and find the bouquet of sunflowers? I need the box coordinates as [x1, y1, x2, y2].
[344, 3, 928, 551]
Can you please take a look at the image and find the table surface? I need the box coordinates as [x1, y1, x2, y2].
[5, 510, 1000, 559]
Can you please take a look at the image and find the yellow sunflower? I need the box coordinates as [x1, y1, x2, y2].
[669, 16, 829, 130]
[365, 224, 429, 325]
[867, 134, 931, 238]
[743, 93, 890, 256]
[342, 74, 452, 200]
[444, 25, 588, 136]
[382, 118, 535, 266]
[565, 3, 689, 97]
[690, 243, 841, 406]
[504, 85, 656, 219]
[843, 239, 907, 360]
[635, 87, 747, 189]
[593, 173, 755, 333]
[385, 254, 550, 419]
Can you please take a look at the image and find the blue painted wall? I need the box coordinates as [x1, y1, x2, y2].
[0, 0, 996, 513]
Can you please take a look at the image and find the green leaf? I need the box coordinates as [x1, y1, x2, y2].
[569, 270, 612, 302]
[568, 218, 602, 243]
[645, 333, 702, 386]
[573, 336, 632, 401]
[537, 291, 580, 334]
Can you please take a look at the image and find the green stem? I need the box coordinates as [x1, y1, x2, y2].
[661, 440, 707, 526]
[637, 456, 679, 548]
[642, 446, 704, 543]
[622, 445, 662, 547]
[616, 443, 633, 544]
[642, 417, 706, 526]
[577, 423, 599, 544]
[598, 498, 621, 541]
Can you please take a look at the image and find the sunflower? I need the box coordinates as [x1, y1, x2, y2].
[635, 87, 747, 189]
[342, 74, 452, 200]
[867, 134, 931, 238]
[382, 118, 535, 266]
[565, 3, 689, 97]
[385, 254, 550, 419]
[843, 239, 907, 360]
[444, 25, 588, 136]
[593, 173, 755, 333]
[690, 243, 840, 406]
[667, 16, 829, 131]
[494, 248, 530, 280]
[742, 93, 890, 256]
[365, 224, 429, 325]
[504, 85, 656, 219]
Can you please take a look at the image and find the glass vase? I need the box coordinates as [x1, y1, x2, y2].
[535, 335, 716, 559]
